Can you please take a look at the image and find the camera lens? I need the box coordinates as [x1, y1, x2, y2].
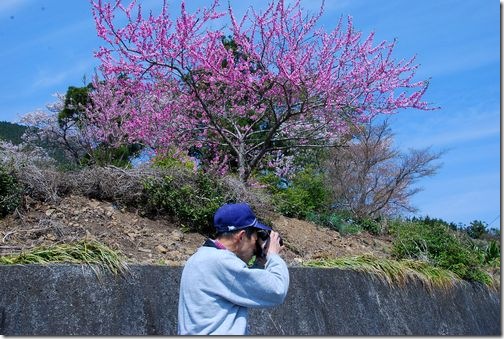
[257, 230, 269, 241]
[256, 230, 283, 246]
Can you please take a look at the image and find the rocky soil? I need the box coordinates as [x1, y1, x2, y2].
[0, 194, 394, 266]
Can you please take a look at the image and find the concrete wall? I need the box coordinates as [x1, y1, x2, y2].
[0, 265, 500, 335]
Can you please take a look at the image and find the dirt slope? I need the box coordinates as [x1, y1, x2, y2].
[0, 195, 393, 266]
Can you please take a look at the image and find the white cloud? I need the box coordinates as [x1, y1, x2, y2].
[407, 123, 499, 149]
[0, 0, 28, 14]
[416, 40, 499, 79]
[0, 18, 95, 59]
[31, 59, 97, 90]
[32, 70, 71, 89]
[390, 105, 500, 150]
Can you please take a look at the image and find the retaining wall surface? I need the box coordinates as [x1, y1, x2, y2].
[0, 265, 500, 335]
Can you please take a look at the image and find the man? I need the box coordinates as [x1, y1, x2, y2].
[177, 203, 290, 335]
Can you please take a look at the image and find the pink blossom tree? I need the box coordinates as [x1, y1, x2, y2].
[89, 0, 435, 182]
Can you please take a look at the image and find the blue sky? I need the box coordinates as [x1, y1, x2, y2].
[0, 0, 500, 228]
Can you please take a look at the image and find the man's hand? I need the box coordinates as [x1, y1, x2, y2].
[267, 231, 283, 255]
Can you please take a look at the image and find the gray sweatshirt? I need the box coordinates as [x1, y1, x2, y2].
[177, 240, 290, 335]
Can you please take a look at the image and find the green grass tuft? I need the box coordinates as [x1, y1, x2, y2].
[0, 240, 128, 275]
[304, 254, 460, 291]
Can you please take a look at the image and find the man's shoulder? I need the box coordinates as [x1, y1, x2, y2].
[182, 247, 244, 283]
[188, 245, 234, 263]
[185, 246, 244, 271]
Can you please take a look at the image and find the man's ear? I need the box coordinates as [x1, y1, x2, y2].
[236, 230, 246, 242]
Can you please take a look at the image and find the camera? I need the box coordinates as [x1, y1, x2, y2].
[255, 230, 283, 260]
[257, 230, 283, 246]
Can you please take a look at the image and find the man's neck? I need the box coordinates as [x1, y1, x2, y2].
[215, 237, 235, 251]
[212, 239, 227, 250]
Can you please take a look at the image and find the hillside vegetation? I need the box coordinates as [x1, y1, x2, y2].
[0, 121, 27, 145]
[0, 123, 500, 288]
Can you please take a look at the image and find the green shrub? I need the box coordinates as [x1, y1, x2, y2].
[143, 170, 226, 234]
[306, 211, 362, 235]
[0, 165, 22, 217]
[305, 208, 382, 236]
[409, 216, 458, 231]
[465, 220, 488, 239]
[274, 186, 313, 218]
[484, 240, 500, 264]
[264, 167, 330, 219]
[151, 151, 195, 171]
[390, 219, 492, 284]
[81, 143, 143, 168]
[357, 217, 382, 235]
[256, 171, 283, 194]
[334, 222, 362, 236]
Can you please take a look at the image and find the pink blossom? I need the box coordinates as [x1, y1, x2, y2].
[90, 0, 436, 182]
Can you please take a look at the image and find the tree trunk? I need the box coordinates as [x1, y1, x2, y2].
[237, 142, 248, 183]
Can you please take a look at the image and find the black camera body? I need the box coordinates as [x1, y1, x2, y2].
[255, 230, 283, 260]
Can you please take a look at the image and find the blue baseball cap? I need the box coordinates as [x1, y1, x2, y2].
[214, 203, 272, 233]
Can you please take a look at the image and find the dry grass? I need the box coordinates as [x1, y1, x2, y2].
[71, 165, 156, 206]
[12, 163, 270, 213]
[220, 175, 272, 218]
[304, 254, 461, 291]
[0, 240, 129, 275]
